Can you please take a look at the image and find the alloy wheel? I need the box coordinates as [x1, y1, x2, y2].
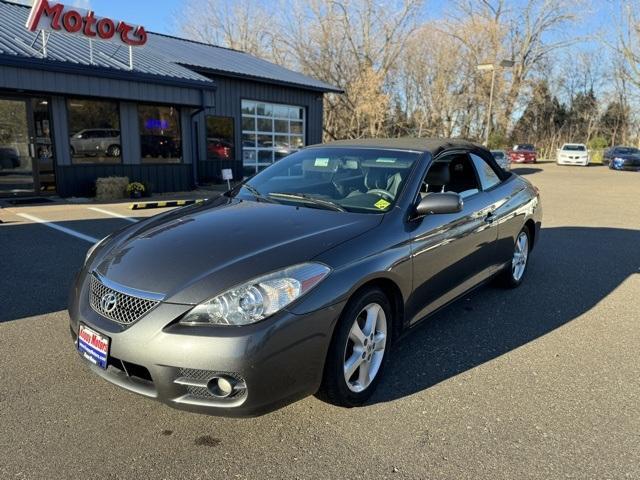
[512, 231, 529, 282]
[343, 302, 387, 393]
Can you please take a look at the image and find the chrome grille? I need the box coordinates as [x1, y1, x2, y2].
[89, 275, 159, 325]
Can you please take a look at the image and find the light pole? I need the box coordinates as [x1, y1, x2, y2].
[477, 59, 514, 147]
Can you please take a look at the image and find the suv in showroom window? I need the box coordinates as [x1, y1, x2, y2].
[70, 129, 121, 158]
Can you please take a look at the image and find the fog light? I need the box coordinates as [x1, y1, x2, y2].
[207, 376, 235, 398]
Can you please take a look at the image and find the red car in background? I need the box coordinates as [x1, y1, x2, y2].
[508, 144, 537, 164]
[207, 139, 233, 159]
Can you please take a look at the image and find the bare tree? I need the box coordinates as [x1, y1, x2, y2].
[279, 0, 423, 139]
[501, 0, 581, 132]
[174, 0, 627, 151]
[177, 0, 277, 58]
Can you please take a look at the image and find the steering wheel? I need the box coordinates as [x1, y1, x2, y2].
[367, 189, 394, 201]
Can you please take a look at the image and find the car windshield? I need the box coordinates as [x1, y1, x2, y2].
[615, 147, 640, 155]
[234, 147, 422, 213]
[563, 145, 586, 151]
[514, 144, 535, 151]
[491, 151, 505, 159]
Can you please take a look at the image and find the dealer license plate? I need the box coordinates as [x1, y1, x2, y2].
[77, 324, 110, 369]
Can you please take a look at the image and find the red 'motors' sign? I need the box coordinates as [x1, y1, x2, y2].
[26, 0, 147, 47]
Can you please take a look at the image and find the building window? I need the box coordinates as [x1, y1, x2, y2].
[206, 116, 234, 161]
[67, 98, 121, 164]
[241, 100, 305, 176]
[138, 104, 182, 163]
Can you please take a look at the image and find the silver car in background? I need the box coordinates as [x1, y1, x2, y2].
[70, 129, 122, 158]
[490, 150, 511, 170]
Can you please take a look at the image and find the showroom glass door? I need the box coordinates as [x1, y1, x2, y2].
[0, 97, 55, 195]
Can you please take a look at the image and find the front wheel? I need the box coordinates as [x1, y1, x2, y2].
[500, 226, 531, 288]
[319, 287, 392, 407]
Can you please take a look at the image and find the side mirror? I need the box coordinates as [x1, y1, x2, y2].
[415, 192, 463, 216]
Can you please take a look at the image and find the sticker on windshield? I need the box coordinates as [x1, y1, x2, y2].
[376, 158, 396, 163]
[374, 199, 391, 210]
[314, 158, 330, 167]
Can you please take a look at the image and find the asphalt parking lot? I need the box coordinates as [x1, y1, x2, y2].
[0, 163, 638, 480]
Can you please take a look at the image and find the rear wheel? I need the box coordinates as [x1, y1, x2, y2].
[319, 287, 392, 407]
[500, 226, 531, 288]
[107, 145, 121, 157]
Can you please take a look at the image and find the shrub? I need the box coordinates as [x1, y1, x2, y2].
[95, 176, 129, 201]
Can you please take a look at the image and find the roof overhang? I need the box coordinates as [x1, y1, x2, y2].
[185, 64, 344, 94]
[0, 54, 217, 91]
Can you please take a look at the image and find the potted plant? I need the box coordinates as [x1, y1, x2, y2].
[127, 182, 146, 199]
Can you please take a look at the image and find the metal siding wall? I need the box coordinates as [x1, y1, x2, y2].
[180, 108, 193, 165]
[0, 65, 212, 106]
[50, 96, 71, 167]
[56, 164, 194, 197]
[195, 111, 207, 174]
[120, 102, 140, 165]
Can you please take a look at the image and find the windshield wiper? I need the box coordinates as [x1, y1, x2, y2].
[268, 192, 346, 212]
[240, 184, 278, 204]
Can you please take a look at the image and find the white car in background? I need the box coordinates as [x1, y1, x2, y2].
[556, 143, 589, 166]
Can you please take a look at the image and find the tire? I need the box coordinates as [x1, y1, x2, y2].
[107, 145, 121, 157]
[500, 225, 531, 288]
[319, 287, 392, 407]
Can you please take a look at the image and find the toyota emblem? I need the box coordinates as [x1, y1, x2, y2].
[100, 293, 118, 313]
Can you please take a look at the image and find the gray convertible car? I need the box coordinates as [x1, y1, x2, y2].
[69, 138, 542, 417]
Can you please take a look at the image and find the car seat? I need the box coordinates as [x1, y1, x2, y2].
[364, 168, 403, 198]
[423, 162, 450, 194]
[448, 156, 479, 194]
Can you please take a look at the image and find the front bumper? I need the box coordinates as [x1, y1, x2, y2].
[611, 161, 640, 171]
[69, 271, 344, 417]
[510, 157, 536, 164]
[557, 157, 589, 166]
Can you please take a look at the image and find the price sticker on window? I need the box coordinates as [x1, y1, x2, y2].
[374, 199, 391, 210]
[314, 158, 330, 167]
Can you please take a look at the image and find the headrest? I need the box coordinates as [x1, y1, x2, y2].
[425, 163, 450, 185]
[365, 168, 389, 190]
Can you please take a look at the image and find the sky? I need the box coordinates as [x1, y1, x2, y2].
[13, 0, 184, 33]
[13, 0, 613, 44]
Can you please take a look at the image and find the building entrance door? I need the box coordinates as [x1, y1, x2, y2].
[0, 97, 55, 196]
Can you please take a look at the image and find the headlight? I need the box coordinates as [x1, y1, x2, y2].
[85, 235, 109, 264]
[180, 262, 331, 326]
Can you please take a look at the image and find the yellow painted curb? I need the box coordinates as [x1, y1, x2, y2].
[129, 199, 206, 210]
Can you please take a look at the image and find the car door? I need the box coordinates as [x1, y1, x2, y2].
[79, 130, 97, 154]
[406, 152, 499, 325]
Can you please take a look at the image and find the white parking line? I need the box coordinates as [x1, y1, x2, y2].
[87, 207, 138, 223]
[16, 213, 98, 244]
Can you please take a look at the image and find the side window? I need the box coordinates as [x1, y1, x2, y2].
[421, 153, 482, 199]
[469, 153, 501, 190]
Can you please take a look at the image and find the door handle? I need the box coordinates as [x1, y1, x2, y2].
[29, 143, 36, 158]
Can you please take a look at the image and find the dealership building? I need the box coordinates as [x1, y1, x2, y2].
[0, 0, 340, 197]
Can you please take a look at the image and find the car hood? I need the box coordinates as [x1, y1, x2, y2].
[94, 197, 382, 305]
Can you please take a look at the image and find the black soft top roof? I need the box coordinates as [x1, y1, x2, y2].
[311, 137, 484, 155]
